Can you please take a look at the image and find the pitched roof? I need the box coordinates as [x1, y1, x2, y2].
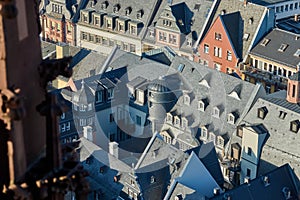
[220, 11, 242, 58]
[186, 142, 224, 187]
[250, 28, 300, 69]
[204, 0, 268, 59]
[210, 164, 300, 200]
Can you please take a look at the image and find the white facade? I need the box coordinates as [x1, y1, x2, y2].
[271, 0, 300, 20]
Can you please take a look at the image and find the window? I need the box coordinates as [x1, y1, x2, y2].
[118, 23, 124, 32]
[295, 2, 298, 9]
[125, 7, 132, 15]
[61, 123, 66, 132]
[290, 120, 300, 133]
[278, 44, 288, 52]
[227, 113, 235, 124]
[80, 119, 86, 126]
[136, 9, 144, 19]
[109, 113, 114, 123]
[95, 36, 101, 43]
[204, 44, 209, 54]
[243, 33, 250, 41]
[257, 107, 268, 119]
[113, 4, 120, 13]
[214, 63, 221, 71]
[66, 122, 70, 131]
[198, 101, 205, 111]
[82, 14, 88, 23]
[136, 115, 141, 126]
[182, 118, 188, 128]
[94, 17, 100, 25]
[169, 34, 177, 45]
[217, 136, 224, 147]
[82, 32, 88, 40]
[149, 30, 155, 37]
[130, 25, 136, 35]
[106, 19, 112, 29]
[213, 107, 220, 118]
[248, 17, 253, 25]
[237, 126, 243, 138]
[159, 31, 167, 42]
[279, 111, 287, 119]
[247, 147, 252, 156]
[215, 32, 222, 40]
[108, 88, 114, 100]
[214, 47, 222, 58]
[175, 117, 180, 126]
[88, 103, 92, 111]
[96, 91, 103, 103]
[130, 44, 136, 53]
[89, 34, 94, 42]
[246, 168, 251, 177]
[294, 49, 300, 57]
[209, 132, 216, 144]
[201, 127, 208, 140]
[227, 51, 232, 61]
[80, 105, 86, 111]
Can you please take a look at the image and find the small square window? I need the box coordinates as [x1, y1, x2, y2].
[204, 44, 209, 54]
[278, 44, 288, 52]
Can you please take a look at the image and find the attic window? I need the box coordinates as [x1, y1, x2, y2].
[213, 107, 220, 118]
[278, 44, 288, 52]
[227, 113, 235, 124]
[194, 4, 201, 11]
[243, 33, 250, 41]
[125, 7, 132, 15]
[101, 1, 108, 9]
[290, 120, 300, 133]
[294, 49, 300, 57]
[201, 126, 208, 140]
[257, 106, 268, 119]
[113, 4, 120, 13]
[198, 100, 206, 112]
[260, 38, 270, 46]
[248, 17, 253, 25]
[278, 111, 287, 119]
[136, 9, 144, 19]
[184, 94, 190, 105]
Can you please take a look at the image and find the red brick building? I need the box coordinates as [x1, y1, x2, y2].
[194, 12, 241, 75]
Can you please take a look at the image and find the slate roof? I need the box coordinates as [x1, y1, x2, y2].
[277, 17, 300, 34]
[242, 94, 300, 177]
[44, 0, 87, 22]
[210, 164, 300, 200]
[202, 0, 268, 59]
[143, 0, 214, 52]
[80, 0, 160, 39]
[186, 142, 224, 187]
[250, 28, 300, 69]
[161, 55, 265, 154]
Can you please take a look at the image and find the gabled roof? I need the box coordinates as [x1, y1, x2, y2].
[220, 11, 242, 58]
[186, 142, 224, 187]
[250, 28, 300, 69]
[210, 164, 300, 200]
[164, 152, 221, 199]
[203, 0, 268, 59]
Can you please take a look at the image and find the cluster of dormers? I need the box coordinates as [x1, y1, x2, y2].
[80, 1, 144, 35]
[166, 112, 190, 129]
[200, 125, 229, 148]
[257, 106, 300, 133]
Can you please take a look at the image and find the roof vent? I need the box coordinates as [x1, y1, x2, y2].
[262, 176, 270, 186]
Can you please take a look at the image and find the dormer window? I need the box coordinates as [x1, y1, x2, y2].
[279, 111, 287, 119]
[183, 94, 190, 105]
[174, 116, 180, 126]
[290, 120, 300, 133]
[136, 9, 144, 19]
[248, 17, 253, 25]
[81, 13, 88, 23]
[260, 38, 270, 46]
[125, 7, 132, 16]
[201, 126, 208, 140]
[294, 49, 300, 57]
[113, 4, 120, 13]
[257, 106, 268, 119]
[107, 88, 114, 100]
[217, 135, 224, 148]
[96, 91, 103, 103]
[166, 113, 173, 124]
[101, 1, 108, 10]
[213, 107, 220, 118]
[243, 33, 250, 41]
[182, 117, 188, 128]
[198, 101, 205, 112]
[278, 43, 288, 52]
[209, 132, 216, 144]
[227, 113, 235, 124]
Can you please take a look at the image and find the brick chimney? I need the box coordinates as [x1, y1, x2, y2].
[294, 14, 300, 22]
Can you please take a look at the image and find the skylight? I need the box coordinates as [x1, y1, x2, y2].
[243, 33, 250, 41]
[260, 38, 270, 46]
[278, 43, 288, 52]
[177, 64, 185, 72]
[294, 49, 300, 57]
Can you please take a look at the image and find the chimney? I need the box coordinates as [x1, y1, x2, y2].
[244, 0, 248, 7]
[213, 188, 221, 196]
[83, 126, 93, 142]
[109, 141, 119, 159]
[56, 43, 69, 59]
